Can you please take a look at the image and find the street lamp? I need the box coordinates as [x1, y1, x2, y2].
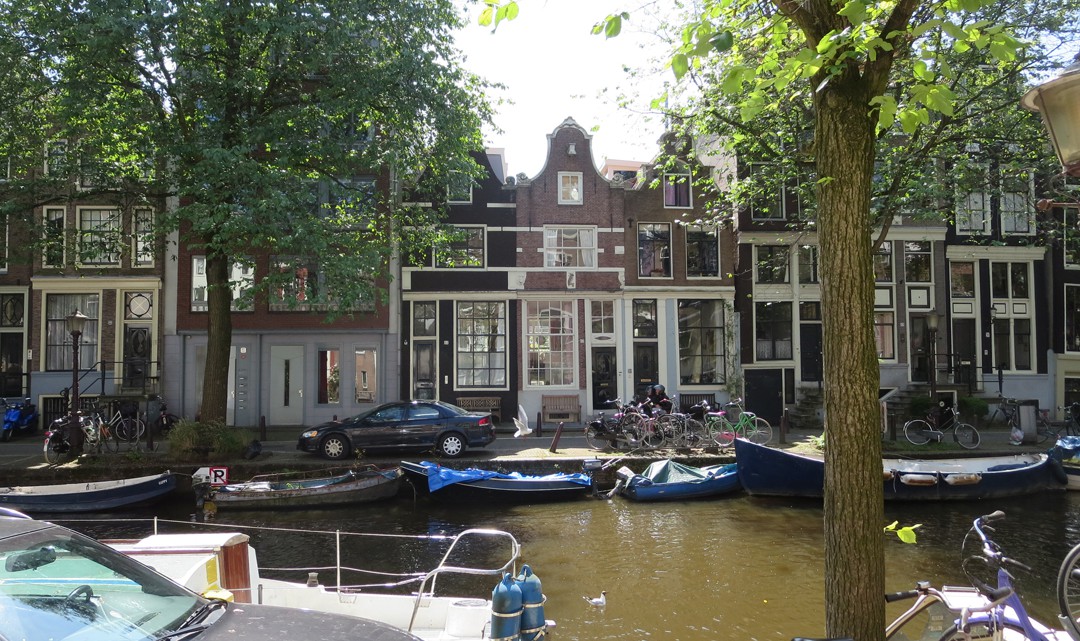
[1021, 55, 1080, 177]
[67, 309, 88, 454]
[926, 312, 941, 406]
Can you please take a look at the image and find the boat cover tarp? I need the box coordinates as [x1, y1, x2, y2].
[1057, 436, 1080, 464]
[638, 460, 725, 485]
[222, 472, 360, 493]
[417, 461, 592, 492]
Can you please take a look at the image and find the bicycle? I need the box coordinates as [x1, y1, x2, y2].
[886, 511, 1067, 641]
[43, 412, 119, 464]
[903, 402, 980, 449]
[91, 402, 146, 450]
[704, 398, 772, 447]
[152, 395, 180, 436]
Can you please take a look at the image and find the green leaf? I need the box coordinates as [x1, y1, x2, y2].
[897, 524, 922, 544]
[837, 1, 867, 25]
[504, 1, 518, 21]
[478, 6, 493, 27]
[710, 30, 734, 52]
[672, 53, 689, 80]
[604, 14, 622, 39]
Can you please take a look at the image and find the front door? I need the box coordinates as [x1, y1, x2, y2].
[799, 323, 823, 383]
[123, 325, 151, 390]
[269, 346, 304, 425]
[633, 344, 658, 401]
[412, 341, 436, 400]
[745, 369, 784, 425]
[591, 347, 617, 408]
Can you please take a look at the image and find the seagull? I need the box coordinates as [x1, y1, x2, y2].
[582, 591, 607, 607]
[513, 404, 533, 438]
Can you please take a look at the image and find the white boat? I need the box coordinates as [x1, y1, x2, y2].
[99, 519, 553, 641]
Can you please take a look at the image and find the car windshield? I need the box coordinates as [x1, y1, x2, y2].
[0, 522, 205, 641]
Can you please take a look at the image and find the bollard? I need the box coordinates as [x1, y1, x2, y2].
[535, 412, 543, 437]
[548, 422, 565, 453]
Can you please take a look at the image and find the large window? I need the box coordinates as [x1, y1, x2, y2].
[78, 208, 122, 265]
[638, 224, 671, 277]
[874, 241, 893, 282]
[755, 301, 792, 360]
[756, 245, 789, 284]
[133, 208, 155, 267]
[437, 227, 484, 268]
[190, 256, 255, 312]
[557, 172, 583, 205]
[45, 294, 99, 371]
[685, 226, 719, 278]
[678, 300, 725, 384]
[457, 301, 506, 387]
[544, 227, 595, 268]
[663, 171, 692, 208]
[904, 241, 932, 283]
[526, 301, 574, 387]
[354, 348, 377, 402]
[270, 258, 326, 311]
[990, 261, 1033, 371]
[318, 348, 340, 404]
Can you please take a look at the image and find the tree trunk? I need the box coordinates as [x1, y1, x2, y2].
[201, 253, 234, 423]
[816, 77, 887, 641]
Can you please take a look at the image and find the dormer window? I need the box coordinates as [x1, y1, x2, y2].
[663, 171, 692, 208]
[558, 172, 583, 205]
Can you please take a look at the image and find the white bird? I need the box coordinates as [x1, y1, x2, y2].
[582, 591, 607, 607]
[513, 404, 533, 438]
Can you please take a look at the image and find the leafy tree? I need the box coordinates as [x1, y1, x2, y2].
[482, 1, 1077, 639]
[0, 0, 493, 423]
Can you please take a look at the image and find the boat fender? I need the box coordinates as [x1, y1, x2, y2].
[899, 473, 938, 486]
[943, 473, 982, 486]
[883, 470, 895, 482]
[517, 565, 547, 641]
[490, 572, 522, 641]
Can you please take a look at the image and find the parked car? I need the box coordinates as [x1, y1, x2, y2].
[297, 400, 497, 460]
[0, 508, 423, 641]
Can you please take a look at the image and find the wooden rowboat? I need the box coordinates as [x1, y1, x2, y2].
[196, 466, 402, 509]
[0, 471, 176, 513]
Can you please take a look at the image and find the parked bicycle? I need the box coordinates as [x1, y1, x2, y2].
[903, 402, 980, 449]
[701, 398, 772, 447]
[885, 511, 1069, 641]
[151, 395, 180, 436]
[43, 412, 119, 464]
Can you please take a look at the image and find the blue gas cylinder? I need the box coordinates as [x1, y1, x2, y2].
[516, 565, 546, 641]
[490, 572, 522, 641]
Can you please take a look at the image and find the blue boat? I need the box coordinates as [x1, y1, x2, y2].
[400, 460, 593, 502]
[614, 460, 741, 502]
[0, 471, 177, 513]
[734, 438, 1066, 501]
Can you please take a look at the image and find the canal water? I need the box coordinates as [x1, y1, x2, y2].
[60, 489, 1080, 641]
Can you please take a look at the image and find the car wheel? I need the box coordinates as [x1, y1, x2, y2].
[319, 434, 351, 460]
[436, 433, 466, 458]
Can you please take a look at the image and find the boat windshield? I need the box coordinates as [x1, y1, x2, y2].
[0, 523, 205, 641]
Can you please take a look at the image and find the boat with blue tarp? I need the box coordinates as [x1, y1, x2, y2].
[400, 460, 593, 502]
[614, 460, 741, 502]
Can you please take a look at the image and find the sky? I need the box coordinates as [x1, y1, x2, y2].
[452, 1, 674, 178]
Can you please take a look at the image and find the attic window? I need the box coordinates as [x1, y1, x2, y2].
[558, 172, 583, 205]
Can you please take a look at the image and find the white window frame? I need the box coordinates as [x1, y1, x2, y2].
[44, 293, 99, 371]
[989, 260, 1034, 373]
[44, 139, 67, 176]
[663, 171, 693, 209]
[42, 208, 66, 268]
[685, 225, 720, 278]
[955, 164, 991, 235]
[525, 300, 577, 388]
[637, 223, 672, 278]
[190, 255, 255, 312]
[544, 226, 596, 268]
[1000, 168, 1035, 236]
[436, 226, 485, 268]
[133, 207, 155, 267]
[557, 172, 583, 205]
[455, 301, 507, 389]
[77, 207, 122, 266]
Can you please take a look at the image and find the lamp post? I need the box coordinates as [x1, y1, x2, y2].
[1021, 55, 1080, 178]
[926, 312, 941, 406]
[67, 309, 88, 454]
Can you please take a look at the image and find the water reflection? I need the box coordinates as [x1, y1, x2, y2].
[57, 489, 1080, 641]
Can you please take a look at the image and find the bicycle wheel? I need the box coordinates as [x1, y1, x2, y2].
[100, 421, 119, 453]
[642, 420, 665, 448]
[684, 418, 706, 448]
[1059, 542, 1080, 641]
[938, 622, 1035, 641]
[746, 417, 773, 444]
[44, 433, 65, 464]
[904, 419, 933, 445]
[712, 420, 736, 447]
[952, 423, 980, 449]
[585, 425, 609, 451]
[1036, 420, 1053, 444]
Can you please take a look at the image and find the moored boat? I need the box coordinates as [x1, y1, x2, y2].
[401, 459, 593, 502]
[194, 465, 402, 509]
[734, 438, 1066, 500]
[1052, 436, 1080, 490]
[0, 471, 176, 513]
[614, 460, 741, 502]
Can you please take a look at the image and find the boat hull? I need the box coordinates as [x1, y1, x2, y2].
[0, 471, 177, 513]
[209, 468, 403, 509]
[401, 460, 592, 502]
[734, 438, 1066, 500]
[616, 461, 742, 502]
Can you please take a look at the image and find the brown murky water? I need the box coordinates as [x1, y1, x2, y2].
[64, 489, 1080, 641]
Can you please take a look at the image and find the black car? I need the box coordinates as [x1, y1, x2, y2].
[0, 509, 422, 641]
[297, 400, 497, 460]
